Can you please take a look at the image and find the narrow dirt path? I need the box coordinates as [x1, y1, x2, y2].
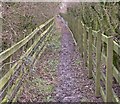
[19, 16, 102, 102]
[54, 16, 102, 102]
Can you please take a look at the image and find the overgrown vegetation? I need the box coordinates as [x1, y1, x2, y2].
[2, 2, 59, 50]
[18, 27, 61, 102]
[67, 2, 120, 43]
[66, 2, 120, 72]
[1, 2, 59, 79]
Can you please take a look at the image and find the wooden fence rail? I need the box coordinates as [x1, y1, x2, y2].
[60, 13, 120, 103]
[0, 17, 54, 103]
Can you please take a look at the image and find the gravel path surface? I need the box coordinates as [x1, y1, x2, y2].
[54, 17, 102, 102]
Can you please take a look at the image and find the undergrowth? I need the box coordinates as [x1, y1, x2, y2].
[18, 26, 61, 102]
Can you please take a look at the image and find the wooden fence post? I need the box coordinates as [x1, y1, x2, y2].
[83, 25, 87, 68]
[95, 31, 102, 96]
[0, 3, 2, 78]
[77, 19, 83, 55]
[88, 27, 93, 78]
[0, 4, 2, 70]
[0, 13, 2, 53]
[106, 36, 113, 102]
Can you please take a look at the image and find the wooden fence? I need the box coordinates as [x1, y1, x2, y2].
[61, 13, 120, 103]
[0, 17, 54, 103]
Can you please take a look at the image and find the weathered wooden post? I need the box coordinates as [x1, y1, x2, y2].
[0, 2, 2, 78]
[95, 31, 102, 96]
[106, 36, 113, 102]
[83, 25, 87, 68]
[0, 3, 2, 53]
[88, 27, 93, 78]
[78, 19, 83, 56]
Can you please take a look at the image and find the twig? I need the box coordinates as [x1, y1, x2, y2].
[0, 59, 21, 71]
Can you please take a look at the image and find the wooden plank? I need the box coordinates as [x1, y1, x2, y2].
[38, 17, 54, 30]
[2, 69, 23, 102]
[12, 86, 23, 102]
[24, 24, 53, 57]
[83, 25, 87, 68]
[0, 68, 20, 102]
[0, 18, 54, 63]
[92, 30, 98, 37]
[0, 23, 53, 90]
[88, 28, 93, 78]
[106, 36, 113, 102]
[0, 61, 22, 90]
[8, 78, 23, 102]
[29, 24, 53, 72]
[1, 70, 23, 103]
[0, 17, 54, 102]
[95, 31, 102, 96]
[0, 28, 38, 63]
[92, 44, 96, 52]
[93, 59, 96, 67]
[102, 34, 108, 44]
[100, 86, 106, 102]
[113, 65, 120, 85]
[113, 41, 120, 56]
[0, 15, 2, 54]
[112, 89, 120, 103]
[1, 29, 47, 101]
[32, 27, 53, 64]
[34, 40, 48, 66]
